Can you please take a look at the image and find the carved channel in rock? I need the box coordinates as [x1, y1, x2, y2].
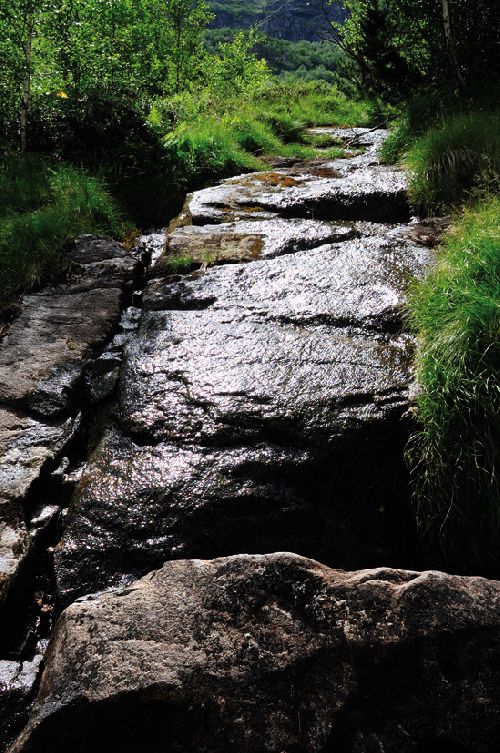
[0, 234, 159, 746]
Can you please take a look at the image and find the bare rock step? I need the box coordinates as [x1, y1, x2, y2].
[53, 227, 433, 604]
[146, 226, 431, 321]
[0, 409, 78, 608]
[185, 160, 409, 225]
[307, 126, 389, 148]
[0, 236, 141, 417]
[10, 554, 500, 753]
[159, 217, 355, 270]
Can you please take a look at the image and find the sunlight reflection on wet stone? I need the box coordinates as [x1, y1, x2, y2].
[185, 132, 409, 225]
[54, 129, 434, 606]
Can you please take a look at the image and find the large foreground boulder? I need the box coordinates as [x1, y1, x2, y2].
[10, 553, 500, 753]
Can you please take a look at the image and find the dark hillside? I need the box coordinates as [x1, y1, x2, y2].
[208, 0, 346, 42]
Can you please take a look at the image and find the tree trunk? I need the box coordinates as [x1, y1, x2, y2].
[441, 0, 464, 87]
[175, 15, 182, 93]
[20, 15, 33, 152]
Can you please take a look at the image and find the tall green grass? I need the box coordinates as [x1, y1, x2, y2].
[151, 81, 372, 198]
[384, 110, 500, 214]
[0, 155, 52, 215]
[379, 118, 413, 165]
[162, 111, 320, 195]
[378, 91, 452, 166]
[407, 111, 500, 214]
[407, 197, 500, 573]
[255, 81, 372, 129]
[163, 118, 262, 191]
[0, 157, 124, 305]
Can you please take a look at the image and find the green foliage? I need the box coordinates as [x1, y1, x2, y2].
[0, 157, 124, 303]
[207, 0, 346, 43]
[0, 0, 369, 228]
[0, 0, 370, 231]
[379, 118, 413, 165]
[256, 80, 372, 128]
[0, 154, 51, 214]
[149, 79, 369, 202]
[255, 38, 344, 82]
[260, 110, 304, 144]
[163, 0, 213, 93]
[206, 30, 348, 83]
[407, 197, 500, 573]
[201, 31, 270, 100]
[306, 132, 342, 149]
[163, 254, 195, 274]
[162, 117, 262, 192]
[0, 0, 212, 148]
[320, 146, 345, 159]
[406, 111, 500, 214]
[331, 0, 500, 102]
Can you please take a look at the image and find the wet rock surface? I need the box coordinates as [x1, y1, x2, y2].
[0, 237, 141, 417]
[163, 217, 355, 268]
[0, 235, 143, 745]
[52, 133, 432, 604]
[0, 657, 43, 746]
[0, 236, 140, 618]
[183, 130, 409, 225]
[408, 216, 452, 246]
[0, 408, 78, 606]
[10, 553, 500, 753]
[308, 126, 389, 147]
[185, 163, 409, 225]
[54, 220, 433, 603]
[5, 128, 496, 751]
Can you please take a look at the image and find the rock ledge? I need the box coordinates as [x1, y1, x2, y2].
[10, 553, 500, 753]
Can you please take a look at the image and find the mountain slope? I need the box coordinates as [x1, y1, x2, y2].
[208, 0, 346, 42]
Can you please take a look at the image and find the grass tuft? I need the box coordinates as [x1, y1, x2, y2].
[407, 197, 500, 573]
[405, 111, 500, 214]
[0, 157, 124, 305]
[164, 254, 195, 274]
[0, 155, 52, 215]
[163, 118, 263, 192]
[379, 118, 413, 165]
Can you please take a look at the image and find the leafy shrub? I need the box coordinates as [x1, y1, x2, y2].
[407, 197, 500, 573]
[162, 254, 195, 274]
[201, 31, 270, 101]
[27, 87, 170, 227]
